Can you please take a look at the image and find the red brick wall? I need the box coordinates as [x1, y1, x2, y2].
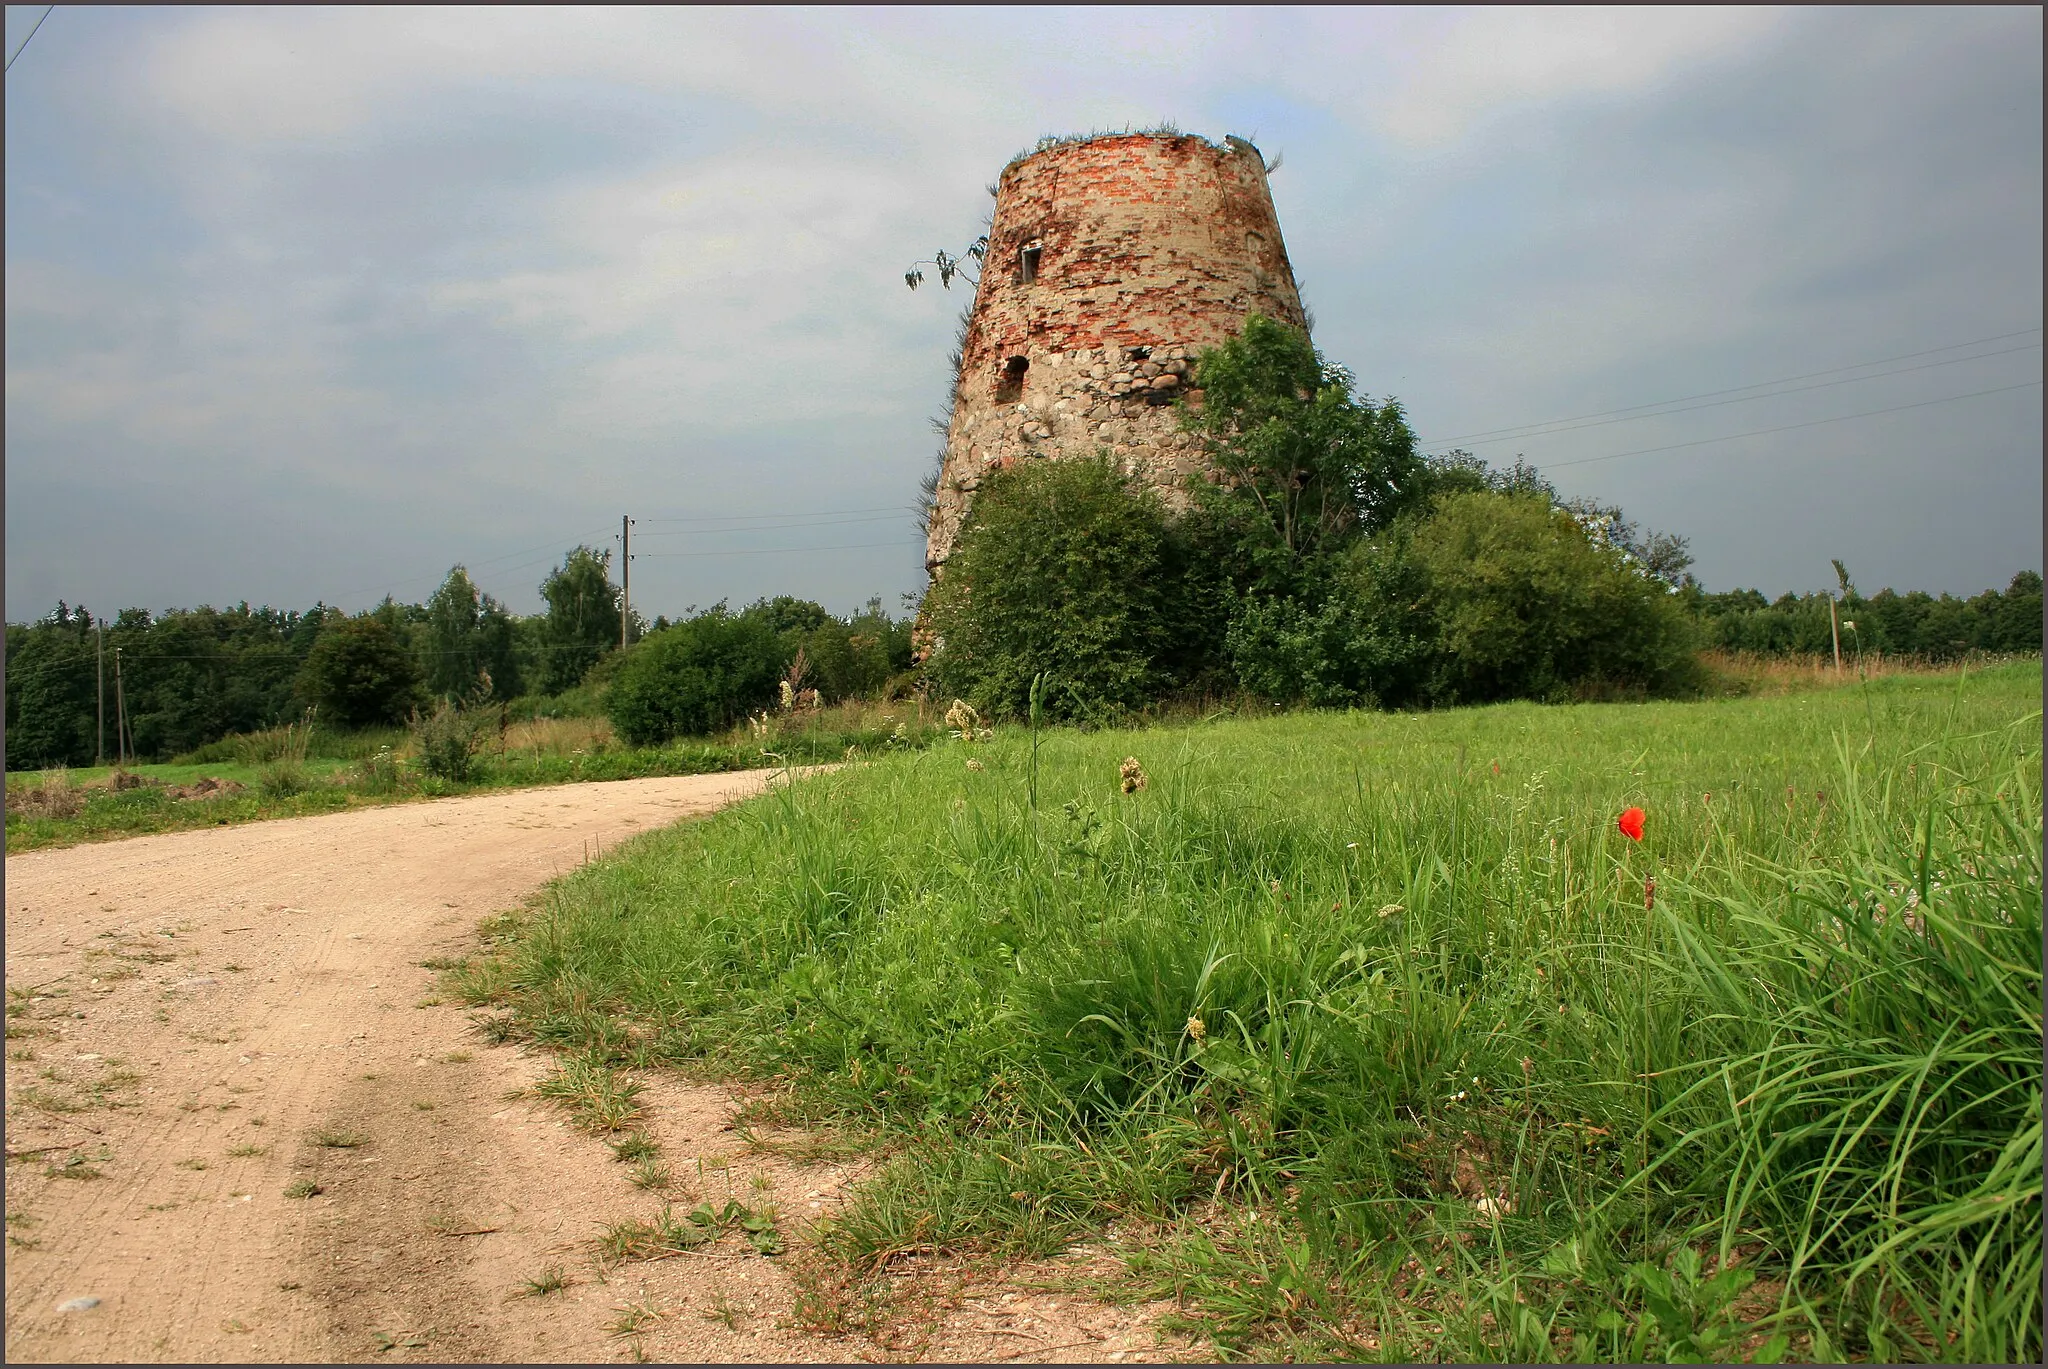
[926, 133, 1307, 571]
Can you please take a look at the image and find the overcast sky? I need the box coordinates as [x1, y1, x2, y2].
[5, 5, 2040, 623]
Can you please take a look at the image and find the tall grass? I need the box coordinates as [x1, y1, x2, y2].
[457, 663, 2042, 1359]
[1695, 648, 2022, 698]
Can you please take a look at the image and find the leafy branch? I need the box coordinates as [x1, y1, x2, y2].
[905, 237, 989, 291]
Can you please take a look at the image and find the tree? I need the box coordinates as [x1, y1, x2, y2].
[421, 566, 521, 700]
[4, 603, 100, 768]
[744, 596, 833, 638]
[295, 617, 423, 728]
[1183, 313, 1427, 592]
[538, 547, 622, 694]
[795, 596, 914, 703]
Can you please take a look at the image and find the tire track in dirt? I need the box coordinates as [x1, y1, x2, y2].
[4, 773, 790, 1363]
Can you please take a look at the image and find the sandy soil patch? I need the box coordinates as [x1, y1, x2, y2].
[4, 772, 1194, 1364]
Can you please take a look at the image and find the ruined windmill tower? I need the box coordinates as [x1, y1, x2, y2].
[923, 132, 1308, 573]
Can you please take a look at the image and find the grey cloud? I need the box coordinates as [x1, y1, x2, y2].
[5, 6, 2038, 625]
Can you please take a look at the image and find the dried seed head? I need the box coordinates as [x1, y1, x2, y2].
[1118, 756, 1148, 794]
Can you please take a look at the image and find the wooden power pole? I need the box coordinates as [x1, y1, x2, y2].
[620, 515, 633, 649]
[96, 617, 106, 766]
[113, 646, 128, 768]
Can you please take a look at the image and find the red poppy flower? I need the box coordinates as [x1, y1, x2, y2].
[1618, 807, 1645, 841]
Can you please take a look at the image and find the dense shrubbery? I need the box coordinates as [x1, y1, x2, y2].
[1362, 490, 1699, 704]
[922, 314, 1711, 717]
[921, 313, 2036, 719]
[606, 609, 788, 745]
[606, 597, 918, 745]
[922, 457, 1187, 721]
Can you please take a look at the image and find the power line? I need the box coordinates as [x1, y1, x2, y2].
[634, 505, 908, 526]
[1421, 326, 2044, 447]
[1436, 343, 2042, 449]
[635, 539, 923, 560]
[326, 525, 615, 605]
[6, 4, 53, 74]
[633, 511, 913, 539]
[1536, 380, 2041, 472]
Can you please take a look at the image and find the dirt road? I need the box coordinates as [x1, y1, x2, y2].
[4, 775, 1186, 1364]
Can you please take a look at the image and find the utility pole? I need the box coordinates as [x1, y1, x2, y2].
[96, 617, 106, 767]
[1829, 597, 1842, 673]
[620, 514, 634, 650]
[113, 646, 128, 768]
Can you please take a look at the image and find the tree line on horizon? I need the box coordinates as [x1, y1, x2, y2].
[5, 314, 2040, 768]
[2, 546, 916, 769]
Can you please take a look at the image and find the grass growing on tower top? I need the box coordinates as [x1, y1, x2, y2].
[465, 660, 2042, 1362]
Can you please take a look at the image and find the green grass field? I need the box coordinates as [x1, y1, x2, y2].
[460, 661, 2043, 1362]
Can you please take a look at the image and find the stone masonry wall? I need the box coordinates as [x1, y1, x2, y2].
[924, 133, 1308, 571]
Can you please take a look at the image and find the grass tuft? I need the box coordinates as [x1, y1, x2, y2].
[533, 1057, 643, 1133]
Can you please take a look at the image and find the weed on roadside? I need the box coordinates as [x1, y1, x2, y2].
[606, 1299, 662, 1337]
[516, 1263, 571, 1298]
[532, 1057, 642, 1132]
[598, 1200, 784, 1261]
[609, 1131, 659, 1163]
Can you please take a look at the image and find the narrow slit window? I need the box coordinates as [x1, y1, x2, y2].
[996, 355, 1028, 403]
[1019, 243, 1042, 284]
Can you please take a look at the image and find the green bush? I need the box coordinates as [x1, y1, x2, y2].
[295, 618, 423, 728]
[1224, 590, 1412, 708]
[605, 610, 787, 745]
[1359, 490, 1698, 705]
[922, 455, 1187, 722]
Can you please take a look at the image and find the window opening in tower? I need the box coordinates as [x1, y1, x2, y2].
[1019, 243, 1042, 284]
[996, 355, 1029, 403]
